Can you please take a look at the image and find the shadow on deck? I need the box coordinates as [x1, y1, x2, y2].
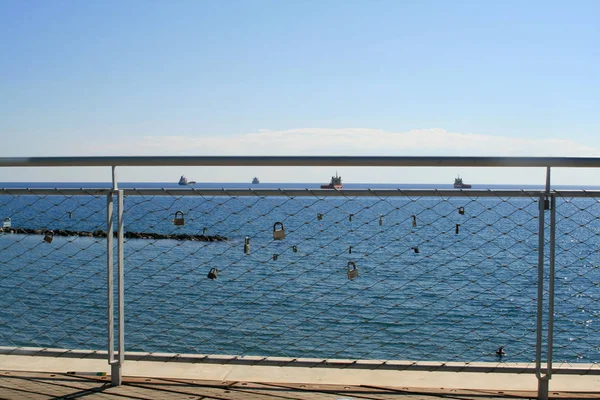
[1, 370, 599, 400]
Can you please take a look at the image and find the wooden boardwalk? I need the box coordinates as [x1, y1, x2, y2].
[1, 370, 598, 400]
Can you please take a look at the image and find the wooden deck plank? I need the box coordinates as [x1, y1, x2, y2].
[0, 370, 597, 400]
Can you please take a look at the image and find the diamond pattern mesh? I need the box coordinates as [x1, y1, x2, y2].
[0, 187, 596, 366]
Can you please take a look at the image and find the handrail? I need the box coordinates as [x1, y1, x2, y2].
[1, 156, 600, 168]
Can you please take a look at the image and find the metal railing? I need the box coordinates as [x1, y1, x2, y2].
[1, 157, 600, 399]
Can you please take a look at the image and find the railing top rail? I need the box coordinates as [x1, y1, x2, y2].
[2, 156, 600, 168]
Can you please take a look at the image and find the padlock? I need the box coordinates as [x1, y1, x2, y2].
[455, 224, 460, 234]
[458, 207, 465, 215]
[44, 230, 54, 243]
[413, 246, 420, 254]
[317, 213, 323, 221]
[203, 227, 207, 234]
[349, 214, 353, 222]
[2, 217, 10, 229]
[244, 237, 250, 254]
[292, 245, 297, 253]
[68, 211, 73, 219]
[349, 246, 352, 254]
[347, 261, 358, 280]
[173, 211, 185, 226]
[273, 222, 285, 240]
[379, 215, 383, 226]
[207, 268, 218, 280]
[273, 254, 279, 261]
[412, 215, 417, 228]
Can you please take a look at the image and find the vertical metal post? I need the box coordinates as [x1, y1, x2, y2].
[535, 192, 548, 400]
[109, 190, 125, 385]
[536, 167, 553, 400]
[112, 166, 118, 191]
[547, 194, 556, 375]
[117, 190, 125, 368]
[108, 166, 124, 386]
[107, 191, 114, 371]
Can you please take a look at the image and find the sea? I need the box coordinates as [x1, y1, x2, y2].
[0, 182, 598, 365]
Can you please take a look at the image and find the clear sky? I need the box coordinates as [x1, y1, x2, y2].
[1, 0, 598, 184]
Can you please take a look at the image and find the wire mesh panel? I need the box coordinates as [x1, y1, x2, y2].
[123, 189, 543, 363]
[0, 189, 109, 351]
[553, 191, 600, 366]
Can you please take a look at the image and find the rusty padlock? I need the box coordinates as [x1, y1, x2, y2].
[412, 215, 417, 228]
[44, 230, 54, 243]
[173, 211, 185, 226]
[347, 261, 358, 280]
[273, 222, 285, 240]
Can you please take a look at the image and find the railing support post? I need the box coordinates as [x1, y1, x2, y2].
[107, 191, 116, 384]
[538, 377, 549, 400]
[536, 168, 555, 400]
[107, 170, 125, 386]
[117, 189, 125, 381]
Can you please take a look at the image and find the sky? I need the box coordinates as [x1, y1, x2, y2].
[1, 0, 599, 185]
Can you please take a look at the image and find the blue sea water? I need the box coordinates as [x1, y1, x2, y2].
[0, 182, 598, 364]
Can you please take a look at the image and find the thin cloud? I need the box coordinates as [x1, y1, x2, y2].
[86, 128, 600, 157]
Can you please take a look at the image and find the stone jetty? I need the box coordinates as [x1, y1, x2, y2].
[0, 227, 227, 242]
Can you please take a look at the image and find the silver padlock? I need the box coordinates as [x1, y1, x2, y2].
[2, 217, 10, 229]
[173, 211, 185, 226]
[273, 222, 285, 240]
[244, 237, 250, 254]
[347, 261, 358, 280]
[44, 230, 54, 243]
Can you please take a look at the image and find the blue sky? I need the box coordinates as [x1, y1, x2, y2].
[1, 0, 598, 184]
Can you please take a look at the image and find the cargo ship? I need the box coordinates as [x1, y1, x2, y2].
[453, 176, 471, 189]
[321, 172, 342, 189]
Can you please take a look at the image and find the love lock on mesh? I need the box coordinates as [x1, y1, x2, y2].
[44, 230, 54, 243]
[207, 268, 218, 280]
[2, 217, 10, 229]
[347, 261, 358, 280]
[273, 222, 285, 240]
[173, 211, 185, 226]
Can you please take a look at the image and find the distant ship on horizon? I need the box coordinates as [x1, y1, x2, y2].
[252, 177, 260, 184]
[321, 172, 342, 189]
[178, 175, 196, 185]
[453, 176, 471, 189]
